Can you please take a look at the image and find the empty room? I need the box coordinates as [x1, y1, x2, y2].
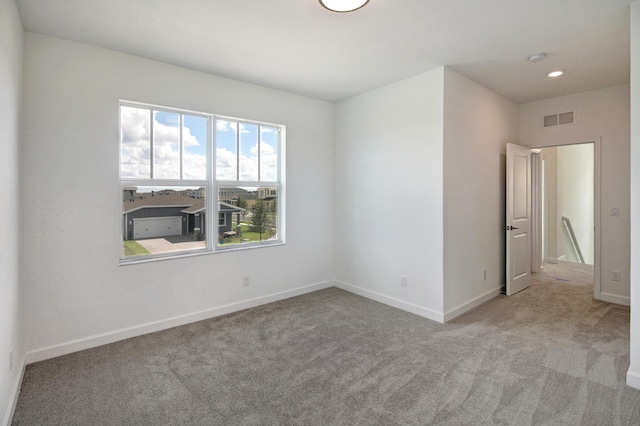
[3, 0, 640, 424]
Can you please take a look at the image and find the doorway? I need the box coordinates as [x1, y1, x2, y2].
[533, 139, 600, 299]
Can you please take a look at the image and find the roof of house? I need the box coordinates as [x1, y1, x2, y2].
[123, 192, 245, 214]
[219, 201, 244, 213]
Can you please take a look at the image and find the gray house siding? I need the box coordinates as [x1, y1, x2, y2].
[218, 205, 239, 234]
[218, 217, 233, 233]
[191, 213, 206, 238]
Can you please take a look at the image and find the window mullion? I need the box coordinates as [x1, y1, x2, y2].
[208, 116, 214, 251]
[149, 109, 155, 179]
[179, 114, 184, 180]
[236, 121, 240, 180]
[257, 125, 261, 182]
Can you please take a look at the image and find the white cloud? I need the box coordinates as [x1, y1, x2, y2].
[121, 106, 151, 178]
[260, 126, 277, 135]
[239, 153, 258, 181]
[259, 138, 278, 181]
[217, 120, 237, 133]
[216, 147, 271, 182]
[121, 106, 206, 179]
[216, 148, 238, 180]
[122, 111, 278, 183]
[184, 150, 207, 180]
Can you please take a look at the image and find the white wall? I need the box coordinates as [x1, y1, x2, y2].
[556, 144, 595, 264]
[628, 0, 640, 391]
[21, 33, 335, 360]
[11, 4, 639, 403]
[442, 69, 519, 319]
[0, 0, 23, 423]
[333, 68, 518, 323]
[334, 68, 445, 321]
[519, 84, 630, 305]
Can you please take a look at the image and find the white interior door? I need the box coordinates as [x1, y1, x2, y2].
[506, 143, 532, 295]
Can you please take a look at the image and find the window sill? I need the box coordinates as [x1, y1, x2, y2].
[119, 240, 285, 266]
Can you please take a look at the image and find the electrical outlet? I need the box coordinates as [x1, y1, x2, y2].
[611, 207, 619, 217]
[242, 276, 250, 287]
[612, 270, 620, 282]
[400, 276, 408, 287]
[483, 269, 487, 281]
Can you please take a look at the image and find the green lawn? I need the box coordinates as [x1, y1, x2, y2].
[123, 240, 150, 256]
[221, 223, 275, 245]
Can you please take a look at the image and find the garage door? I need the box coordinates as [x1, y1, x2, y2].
[133, 216, 182, 239]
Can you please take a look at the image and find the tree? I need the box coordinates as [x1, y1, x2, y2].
[250, 199, 269, 241]
[236, 196, 248, 210]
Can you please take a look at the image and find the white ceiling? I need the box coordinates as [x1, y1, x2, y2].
[15, 0, 631, 103]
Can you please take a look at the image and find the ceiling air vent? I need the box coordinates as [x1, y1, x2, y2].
[543, 111, 575, 128]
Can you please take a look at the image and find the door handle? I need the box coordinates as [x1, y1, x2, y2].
[505, 226, 520, 231]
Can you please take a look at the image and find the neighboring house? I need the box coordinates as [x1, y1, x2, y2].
[218, 187, 251, 200]
[257, 188, 277, 212]
[218, 187, 259, 205]
[218, 187, 279, 212]
[179, 187, 205, 199]
[122, 186, 138, 202]
[218, 201, 245, 235]
[122, 190, 244, 240]
[258, 187, 277, 199]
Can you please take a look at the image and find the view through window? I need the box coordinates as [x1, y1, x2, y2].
[120, 102, 283, 262]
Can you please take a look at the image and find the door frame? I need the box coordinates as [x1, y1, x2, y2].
[531, 149, 542, 274]
[530, 137, 601, 301]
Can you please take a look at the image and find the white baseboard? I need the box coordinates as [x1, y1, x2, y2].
[626, 369, 640, 390]
[26, 280, 334, 364]
[545, 255, 566, 265]
[599, 292, 630, 306]
[335, 280, 444, 323]
[2, 356, 26, 426]
[443, 287, 502, 322]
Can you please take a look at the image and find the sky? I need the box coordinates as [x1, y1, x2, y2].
[120, 105, 279, 182]
[215, 120, 278, 181]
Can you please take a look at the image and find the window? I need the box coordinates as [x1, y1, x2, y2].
[215, 119, 281, 247]
[120, 102, 284, 262]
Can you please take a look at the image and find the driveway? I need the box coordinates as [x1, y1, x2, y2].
[136, 235, 206, 254]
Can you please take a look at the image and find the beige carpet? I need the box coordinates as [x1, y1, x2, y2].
[541, 260, 594, 286]
[12, 265, 640, 425]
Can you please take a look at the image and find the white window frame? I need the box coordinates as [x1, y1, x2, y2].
[119, 101, 285, 264]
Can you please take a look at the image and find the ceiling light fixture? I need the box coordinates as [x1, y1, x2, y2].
[528, 53, 547, 63]
[319, 0, 370, 12]
[547, 70, 564, 78]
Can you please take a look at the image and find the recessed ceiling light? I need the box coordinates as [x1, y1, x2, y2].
[547, 70, 564, 78]
[319, 0, 370, 12]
